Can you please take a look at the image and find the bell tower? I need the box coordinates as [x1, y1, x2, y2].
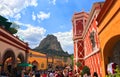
[72, 12, 89, 72]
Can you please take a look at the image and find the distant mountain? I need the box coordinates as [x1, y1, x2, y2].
[33, 34, 69, 57]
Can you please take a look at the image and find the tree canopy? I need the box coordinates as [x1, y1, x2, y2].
[0, 15, 19, 34]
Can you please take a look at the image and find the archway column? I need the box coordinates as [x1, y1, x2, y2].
[0, 52, 1, 64]
[12, 57, 18, 68]
[25, 52, 29, 63]
[101, 52, 106, 77]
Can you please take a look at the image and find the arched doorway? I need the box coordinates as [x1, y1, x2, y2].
[17, 53, 25, 63]
[32, 60, 38, 71]
[113, 41, 120, 67]
[103, 35, 120, 74]
[16, 53, 25, 75]
[2, 49, 15, 73]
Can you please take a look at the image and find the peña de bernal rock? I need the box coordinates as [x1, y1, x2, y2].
[33, 34, 69, 57]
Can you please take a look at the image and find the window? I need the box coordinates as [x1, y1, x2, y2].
[90, 31, 95, 48]
[75, 20, 83, 36]
[30, 52, 32, 57]
[41, 63, 44, 68]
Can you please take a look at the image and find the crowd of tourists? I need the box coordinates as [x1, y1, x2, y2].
[0, 66, 99, 77]
[20, 68, 80, 77]
[0, 68, 99, 77]
[0, 67, 80, 77]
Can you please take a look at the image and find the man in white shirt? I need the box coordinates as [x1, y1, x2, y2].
[49, 71, 54, 77]
[107, 62, 117, 74]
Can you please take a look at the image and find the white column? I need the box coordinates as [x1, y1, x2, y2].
[76, 40, 78, 72]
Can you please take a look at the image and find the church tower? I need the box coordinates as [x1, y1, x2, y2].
[72, 12, 89, 72]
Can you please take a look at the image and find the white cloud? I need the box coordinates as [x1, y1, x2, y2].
[37, 11, 50, 20]
[30, 0, 38, 7]
[32, 12, 36, 21]
[53, 30, 73, 54]
[0, 0, 38, 19]
[48, 0, 56, 5]
[15, 21, 73, 54]
[15, 21, 46, 48]
[14, 13, 21, 20]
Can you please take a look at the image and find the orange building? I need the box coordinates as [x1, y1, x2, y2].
[28, 49, 71, 71]
[72, 0, 120, 77]
[96, 0, 120, 76]
[0, 26, 29, 73]
[28, 50, 47, 70]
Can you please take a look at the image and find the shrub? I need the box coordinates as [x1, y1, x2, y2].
[82, 66, 90, 76]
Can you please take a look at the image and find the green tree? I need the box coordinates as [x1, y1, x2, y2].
[82, 66, 90, 75]
[76, 62, 82, 67]
[0, 15, 11, 29]
[0, 15, 19, 34]
[70, 54, 74, 68]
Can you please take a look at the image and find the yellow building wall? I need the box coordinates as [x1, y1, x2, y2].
[28, 57, 47, 70]
[48, 58, 53, 62]
[28, 50, 47, 70]
[28, 50, 68, 70]
[98, 0, 120, 76]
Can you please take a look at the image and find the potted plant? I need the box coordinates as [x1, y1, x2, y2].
[75, 62, 82, 67]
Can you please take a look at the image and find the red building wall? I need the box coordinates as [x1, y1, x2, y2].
[72, 2, 104, 77]
[72, 12, 89, 72]
[83, 3, 103, 76]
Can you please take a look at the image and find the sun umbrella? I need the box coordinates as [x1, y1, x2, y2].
[17, 62, 33, 67]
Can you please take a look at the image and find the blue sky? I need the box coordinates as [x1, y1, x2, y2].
[0, 0, 104, 54]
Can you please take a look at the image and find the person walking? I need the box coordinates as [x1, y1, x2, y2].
[93, 72, 98, 77]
